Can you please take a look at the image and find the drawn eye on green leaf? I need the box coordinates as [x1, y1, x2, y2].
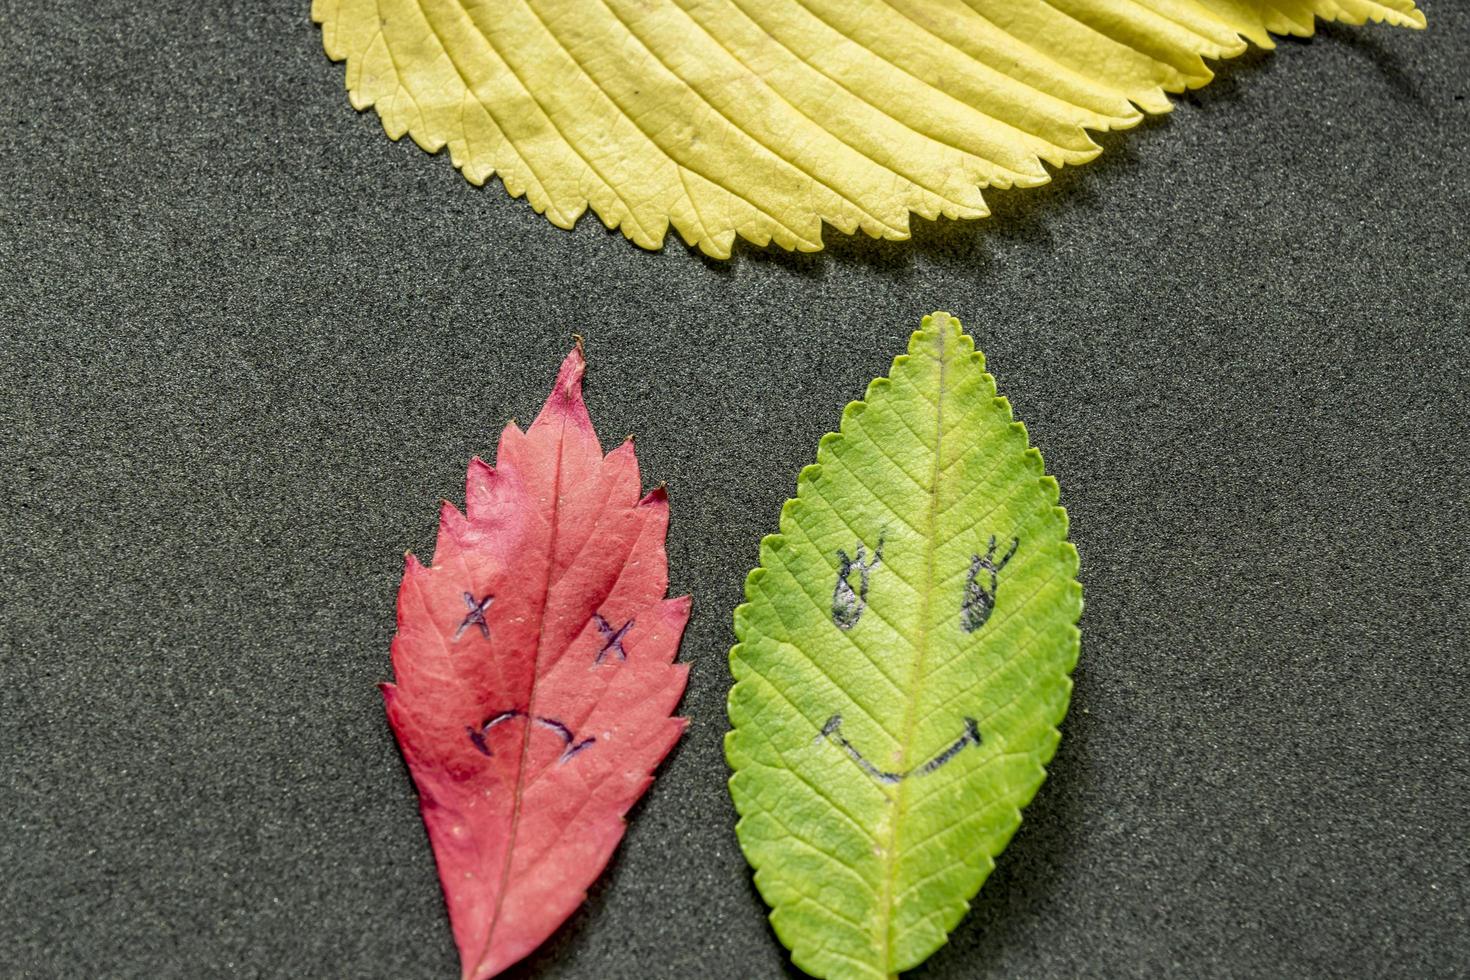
[832, 534, 884, 631]
[726, 312, 1083, 979]
[313, 1, 1422, 257]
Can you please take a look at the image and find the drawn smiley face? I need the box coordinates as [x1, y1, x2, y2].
[816, 533, 1020, 784]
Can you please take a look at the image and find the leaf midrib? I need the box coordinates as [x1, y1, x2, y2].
[874, 328, 948, 978]
[477, 414, 567, 974]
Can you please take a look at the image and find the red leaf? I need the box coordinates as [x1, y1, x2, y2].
[382, 342, 689, 979]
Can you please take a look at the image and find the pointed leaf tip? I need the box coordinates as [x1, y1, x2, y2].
[554, 341, 586, 399]
[532, 342, 592, 435]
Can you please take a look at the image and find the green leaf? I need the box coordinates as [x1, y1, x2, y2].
[313, 0, 1423, 257]
[726, 312, 1082, 979]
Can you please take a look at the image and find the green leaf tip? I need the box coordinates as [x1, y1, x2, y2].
[727, 311, 1082, 979]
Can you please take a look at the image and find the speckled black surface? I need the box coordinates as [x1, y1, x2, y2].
[3, 3, 1468, 978]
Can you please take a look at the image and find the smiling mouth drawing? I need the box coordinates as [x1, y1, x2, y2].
[816, 714, 982, 785]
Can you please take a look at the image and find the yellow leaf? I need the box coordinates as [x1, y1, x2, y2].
[313, 0, 1424, 258]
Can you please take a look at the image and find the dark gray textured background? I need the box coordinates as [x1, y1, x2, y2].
[3, 3, 1468, 978]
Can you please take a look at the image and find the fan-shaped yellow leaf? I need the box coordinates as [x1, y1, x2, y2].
[313, 0, 1424, 258]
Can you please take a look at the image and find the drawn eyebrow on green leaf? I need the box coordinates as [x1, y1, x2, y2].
[726, 312, 1083, 978]
[312, 0, 1423, 257]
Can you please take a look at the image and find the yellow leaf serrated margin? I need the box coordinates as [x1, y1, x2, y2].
[313, 0, 1424, 257]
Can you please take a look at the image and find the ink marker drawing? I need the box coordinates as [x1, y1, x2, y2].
[832, 535, 884, 630]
